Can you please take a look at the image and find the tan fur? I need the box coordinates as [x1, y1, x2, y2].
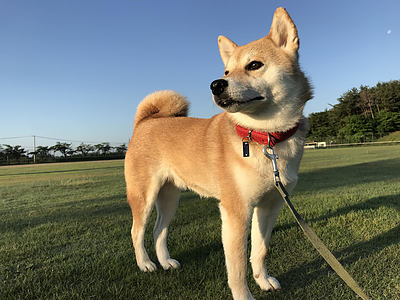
[134, 90, 189, 127]
[125, 7, 312, 300]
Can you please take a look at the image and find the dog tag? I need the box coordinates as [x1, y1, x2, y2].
[242, 141, 250, 157]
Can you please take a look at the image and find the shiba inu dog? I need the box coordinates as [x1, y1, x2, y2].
[124, 7, 312, 300]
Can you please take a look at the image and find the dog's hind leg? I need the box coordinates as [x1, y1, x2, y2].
[153, 182, 181, 270]
[250, 195, 284, 291]
[128, 181, 160, 272]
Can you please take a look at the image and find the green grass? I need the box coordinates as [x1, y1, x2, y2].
[377, 131, 400, 142]
[1, 146, 399, 300]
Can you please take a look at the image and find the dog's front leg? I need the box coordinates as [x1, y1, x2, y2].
[219, 202, 255, 300]
[250, 196, 283, 292]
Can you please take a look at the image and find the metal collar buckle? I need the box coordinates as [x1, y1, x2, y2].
[247, 129, 253, 141]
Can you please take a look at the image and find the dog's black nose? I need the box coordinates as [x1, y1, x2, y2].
[210, 79, 228, 96]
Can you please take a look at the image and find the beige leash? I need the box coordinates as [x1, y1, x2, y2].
[263, 145, 370, 300]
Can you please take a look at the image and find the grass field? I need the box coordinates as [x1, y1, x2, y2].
[377, 131, 400, 142]
[1, 145, 399, 300]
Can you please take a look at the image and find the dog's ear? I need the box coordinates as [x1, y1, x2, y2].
[268, 7, 299, 56]
[218, 35, 238, 66]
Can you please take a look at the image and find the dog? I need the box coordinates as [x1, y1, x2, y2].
[124, 7, 312, 300]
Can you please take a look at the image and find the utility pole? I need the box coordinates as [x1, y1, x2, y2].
[33, 135, 36, 163]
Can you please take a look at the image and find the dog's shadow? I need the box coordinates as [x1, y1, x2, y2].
[258, 195, 399, 299]
[295, 157, 400, 193]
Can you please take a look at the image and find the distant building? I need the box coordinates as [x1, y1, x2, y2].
[305, 141, 327, 149]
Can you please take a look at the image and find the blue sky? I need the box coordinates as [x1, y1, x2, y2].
[1, 0, 399, 151]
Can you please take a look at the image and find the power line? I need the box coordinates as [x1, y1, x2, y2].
[0, 135, 126, 145]
[35, 135, 99, 144]
[35, 135, 126, 144]
[0, 136, 32, 140]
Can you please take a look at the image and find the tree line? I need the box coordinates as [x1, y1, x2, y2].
[308, 80, 400, 143]
[0, 142, 127, 165]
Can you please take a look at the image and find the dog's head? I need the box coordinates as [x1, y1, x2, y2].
[210, 7, 312, 130]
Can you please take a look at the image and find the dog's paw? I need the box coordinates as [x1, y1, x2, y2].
[254, 275, 281, 291]
[138, 259, 157, 272]
[160, 258, 181, 270]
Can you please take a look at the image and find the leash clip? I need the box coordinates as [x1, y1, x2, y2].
[262, 145, 281, 184]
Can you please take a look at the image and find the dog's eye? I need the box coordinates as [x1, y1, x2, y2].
[246, 61, 264, 71]
[224, 70, 229, 75]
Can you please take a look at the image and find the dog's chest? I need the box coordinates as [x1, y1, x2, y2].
[232, 145, 299, 202]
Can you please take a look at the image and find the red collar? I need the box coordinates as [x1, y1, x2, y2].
[235, 123, 299, 147]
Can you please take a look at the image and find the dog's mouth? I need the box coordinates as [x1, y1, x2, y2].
[217, 96, 265, 108]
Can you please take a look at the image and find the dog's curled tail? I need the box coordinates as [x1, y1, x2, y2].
[134, 90, 189, 126]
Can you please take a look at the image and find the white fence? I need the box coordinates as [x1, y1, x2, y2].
[305, 140, 400, 149]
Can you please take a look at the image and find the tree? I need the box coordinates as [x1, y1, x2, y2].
[308, 109, 341, 141]
[66, 148, 76, 157]
[374, 80, 400, 112]
[76, 143, 94, 157]
[30, 146, 53, 161]
[94, 143, 111, 156]
[0, 145, 4, 161]
[3, 145, 12, 161]
[359, 85, 375, 119]
[307, 79, 400, 142]
[36, 146, 52, 159]
[2, 145, 26, 161]
[115, 144, 127, 154]
[51, 142, 72, 158]
[375, 111, 400, 135]
[337, 115, 375, 142]
[335, 87, 362, 118]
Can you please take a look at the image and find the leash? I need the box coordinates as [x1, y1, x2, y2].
[263, 144, 370, 300]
